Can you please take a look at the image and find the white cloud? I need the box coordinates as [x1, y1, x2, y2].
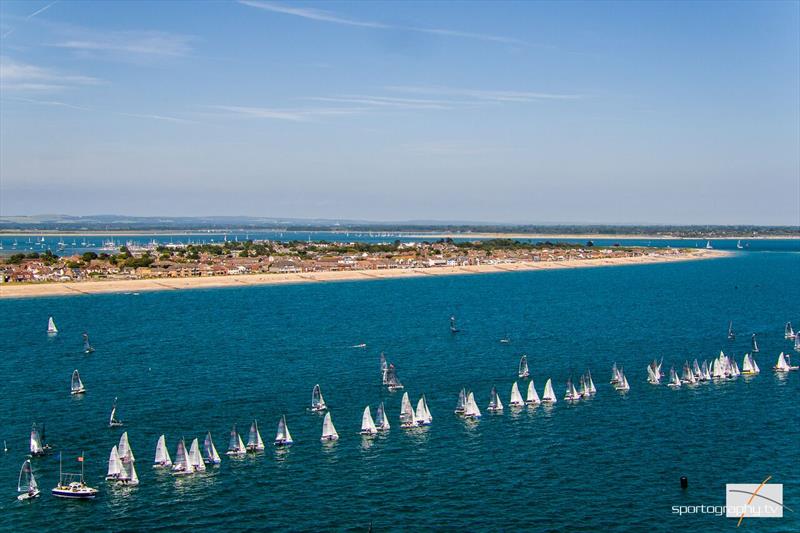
[51, 31, 193, 58]
[0, 56, 101, 92]
[207, 104, 365, 122]
[386, 85, 585, 102]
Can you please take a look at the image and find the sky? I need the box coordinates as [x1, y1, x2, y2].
[0, 0, 798, 225]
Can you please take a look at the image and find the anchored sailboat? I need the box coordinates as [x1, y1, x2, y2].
[375, 402, 390, 431]
[153, 435, 172, 467]
[204, 432, 221, 464]
[487, 386, 504, 412]
[17, 459, 40, 500]
[70, 370, 85, 395]
[274, 416, 294, 446]
[518, 355, 530, 378]
[400, 393, 416, 428]
[311, 384, 327, 412]
[47, 317, 58, 335]
[509, 382, 525, 407]
[108, 397, 123, 427]
[247, 420, 265, 452]
[526, 380, 541, 405]
[226, 425, 246, 457]
[361, 406, 378, 435]
[541, 378, 557, 403]
[321, 412, 339, 441]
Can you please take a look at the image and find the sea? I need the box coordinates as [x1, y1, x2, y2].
[1, 247, 798, 531]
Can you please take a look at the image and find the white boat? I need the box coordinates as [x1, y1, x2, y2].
[610, 363, 621, 384]
[736, 240, 743, 249]
[375, 402, 390, 431]
[727, 321, 735, 340]
[321, 412, 339, 441]
[108, 397, 123, 427]
[450, 315, 459, 333]
[795, 333, 800, 352]
[509, 381, 525, 407]
[464, 392, 481, 419]
[188, 438, 206, 473]
[541, 378, 557, 403]
[171, 439, 193, 475]
[29, 424, 45, 457]
[525, 380, 540, 405]
[361, 406, 378, 435]
[647, 362, 661, 385]
[518, 355, 529, 378]
[385, 363, 404, 391]
[17, 459, 40, 501]
[311, 384, 327, 412]
[500, 334, 511, 344]
[118, 432, 135, 463]
[82, 333, 94, 353]
[752, 333, 759, 353]
[415, 396, 432, 426]
[705, 240, 713, 249]
[681, 361, 696, 384]
[70, 369, 85, 395]
[701, 360, 712, 381]
[47, 317, 58, 335]
[120, 457, 139, 485]
[204, 432, 221, 464]
[400, 392, 416, 428]
[454, 388, 467, 414]
[246, 420, 265, 452]
[380, 352, 389, 384]
[668, 367, 681, 388]
[774, 352, 799, 372]
[692, 359, 703, 380]
[564, 377, 581, 400]
[153, 435, 172, 467]
[226, 426, 246, 457]
[274, 415, 294, 446]
[578, 375, 589, 397]
[52, 453, 98, 499]
[742, 353, 760, 375]
[586, 370, 597, 395]
[785, 322, 796, 340]
[487, 386, 504, 412]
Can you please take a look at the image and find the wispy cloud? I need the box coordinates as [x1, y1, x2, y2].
[0, 56, 101, 92]
[3, 95, 197, 124]
[387, 85, 585, 102]
[239, 0, 527, 46]
[207, 104, 365, 122]
[1, 1, 59, 39]
[305, 95, 459, 110]
[51, 30, 194, 58]
[115, 112, 197, 124]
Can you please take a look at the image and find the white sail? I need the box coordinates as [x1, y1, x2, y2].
[742, 353, 755, 374]
[795, 334, 800, 352]
[385, 364, 403, 390]
[376, 402, 390, 430]
[188, 438, 206, 472]
[106, 446, 123, 479]
[542, 378, 557, 402]
[311, 384, 327, 411]
[400, 392, 415, 427]
[487, 386, 504, 412]
[668, 367, 681, 388]
[172, 439, 191, 473]
[526, 380, 540, 404]
[361, 406, 378, 435]
[415, 397, 427, 424]
[18, 460, 38, 495]
[785, 322, 795, 340]
[610, 363, 620, 384]
[204, 432, 221, 464]
[122, 460, 139, 485]
[247, 420, 265, 451]
[518, 355, 529, 378]
[71, 369, 85, 394]
[752, 333, 759, 352]
[154, 435, 172, 467]
[275, 415, 293, 444]
[30, 425, 43, 455]
[775, 352, 789, 372]
[692, 359, 702, 379]
[380, 352, 389, 384]
[321, 412, 339, 441]
[565, 378, 580, 400]
[647, 364, 660, 384]
[579, 376, 588, 397]
[226, 426, 245, 456]
[423, 395, 433, 424]
[586, 371, 597, 394]
[455, 388, 467, 414]
[752, 356, 760, 374]
[509, 381, 524, 406]
[118, 432, 135, 462]
[464, 392, 481, 419]
[621, 374, 630, 390]
[47, 317, 58, 334]
[108, 398, 121, 427]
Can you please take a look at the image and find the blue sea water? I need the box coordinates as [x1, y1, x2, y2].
[1, 251, 798, 531]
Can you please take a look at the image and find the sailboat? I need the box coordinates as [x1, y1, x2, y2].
[171, 438, 193, 475]
[188, 438, 206, 473]
[727, 321, 735, 340]
[204, 432, 221, 464]
[500, 334, 511, 344]
[736, 240, 743, 249]
[586, 370, 597, 395]
[153, 435, 172, 467]
[705, 240, 713, 249]
[774, 352, 799, 372]
[667, 367, 681, 388]
[526, 380, 540, 405]
[361, 406, 378, 435]
[795, 333, 800, 352]
[487, 386, 504, 412]
[647, 361, 661, 384]
[509, 381, 525, 407]
[118, 432, 135, 463]
[450, 315, 460, 333]
[415, 395, 433, 425]
[578, 375, 589, 397]
[108, 397, 123, 427]
[785, 322, 796, 340]
[751, 333, 759, 353]
[226, 426, 246, 457]
[518, 355, 530, 378]
[384, 364, 404, 391]
[82, 333, 94, 353]
[455, 388, 467, 414]
[399, 392, 416, 428]
[741, 353, 760, 375]
[247, 420, 265, 452]
[321, 412, 339, 441]
[17, 459, 40, 500]
[610, 363, 621, 385]
[47, 317, 58, 335]
[52, 452, 98, 498]
[375, 402, 390, 431]
[564, 377, 581, 401]
[701, 360, 712, 381]
[692, 359, 703, 380]
[29, 424, 45, 457]
[70, 369, 85, 395]
[464, 392, 481, 419]
[380, 352, 389, 384]
[541, 378, 557, 403]
[311, 384, 327, 412]
[274, 415, 294, 446]
[614, 368, 630, 391]
[681, 361, 697, 384]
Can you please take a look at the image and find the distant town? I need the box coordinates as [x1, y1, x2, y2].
[0, 238, 690, 284]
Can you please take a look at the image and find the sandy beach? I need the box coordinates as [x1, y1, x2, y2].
[0, 249, 726, 299]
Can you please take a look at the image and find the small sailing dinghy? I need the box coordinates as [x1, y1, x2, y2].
[226, 426, 247, 457]
[321, 412, 339, 441]
[785, 322, 796, 340]
[399, 393, 416, 428]
[518, 355, 530, 378]
[526, 380, 541, 405]
[541, 378, 557, 403]
[274, 416, 294, 446]
[52, 453, 98, 498]
[47, 317, 58, 335]
[153, 435, 172, 467]
[30, 424, 46, 457]
[705, 240, 713, 249]
[736, 240, 743, 249]
[464, 392, 481, 419]
[578, 375, 589, 397]
[487, 386, 504, 412]
[311, 384, 327, 412]
[727, 321, 735, 340]
[107, 446, 123, 481]
[247, 420, 265, 452]
[415, 395, 433, 425]
[509, 382, 525, 407]
[795, 333, 800, 352]
[171, 438, 194, 476]
[380, 352, 389, 384]
[610, 363, 621, 385]
[774, 352, 799, 372]
[385, 364, 404, 391]
[564, 377, 581, 401]
[667, 367, 681, 388]
[681, 361, 696, 384]
[70, 369, 85, 395]
[455, 388, 467, 415]
[118, 432, 135, 463]
[701, 360, 712, 381]
[82, 333, 95, 353]
[188, 439, 206, 473]
[614, 368, 630, 392]
[585, 371, 597, 395]
[204, 432, 221, 464]
[361, 406, 378, 435]
[751, 333, 759, 353]
[17, 459, 40, 500]
[647, 361, 661, 385]
[692, 359, 703, 380]
[108, 397, 123, 427]
[741, 353, 760, 375]
[375, 402, 390, 431]
[450, 315, 460, 333]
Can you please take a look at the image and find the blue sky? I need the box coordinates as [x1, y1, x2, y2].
[0, 0, 798, 224]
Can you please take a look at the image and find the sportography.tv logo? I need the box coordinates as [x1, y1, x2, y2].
[727, 477, 790, 526]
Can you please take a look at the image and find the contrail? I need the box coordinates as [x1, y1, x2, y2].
[27, 1, 59, 20]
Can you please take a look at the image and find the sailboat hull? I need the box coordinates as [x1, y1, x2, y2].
[17, 489, 40, 501]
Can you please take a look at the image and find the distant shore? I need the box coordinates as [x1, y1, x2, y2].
[0, 249, 726, 299]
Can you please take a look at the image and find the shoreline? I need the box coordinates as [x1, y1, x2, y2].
[0, 249, 727, 299]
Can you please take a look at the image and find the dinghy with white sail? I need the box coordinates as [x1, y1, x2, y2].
[70, 369, 85, 395]
[692, 359, 703, 380]
[385, 364, 404, 391]
[274, 416, 294, 446]
[785, 322, 796, 340]
[526, 380, 540, 405]
[541, 378, 557, 403]
[751, 333, 759, 353]
[361, 406, 378, 435]
[226, 426, 246, 457]
[246, 420, 265, 452]
[487, 386, 504, 412]
[321, 412, 339, 441]
[82, 333, 94, 353]
[509, 382, 524, 407]
[518, 355, 529, 378]
[464, 392, 481, 419]
[375, 402, 390, 431]
[647, 362, 660, 385]
[586, 370, 597, 395]
[610, 363, 621, 385]
[415, 396, 432, 426]
[727, 321, 735, 340]
[118, 432, 135, 463]
[17, 459, 40, 500]
[564, 377, 581, 400]
[108, 397, 123, 427]
[400, 393, 416, 428]
[188, 438, 206, 473]
[668, 367, 681, 388]
[171, 439, 192, 475]
[29, 424, 45, 457]
[681, 362, 696, 384]
[311, 384, 327, 412]
[47, 317, 58, 335]
[153, 435, 172, 467]
[742, 353, 759, 375]
[380, 352, 389, 384]
[455, 388, 467, 414]
[204, 432, 221, 464]
[774, 352, 798, 372]
[120, 458, 139, 485]
[106, 446, 123, 480]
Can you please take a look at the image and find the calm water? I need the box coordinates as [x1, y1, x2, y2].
[1, 252, 798, 531]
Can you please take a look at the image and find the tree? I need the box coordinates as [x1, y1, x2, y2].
[82, 251, 98, 262]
